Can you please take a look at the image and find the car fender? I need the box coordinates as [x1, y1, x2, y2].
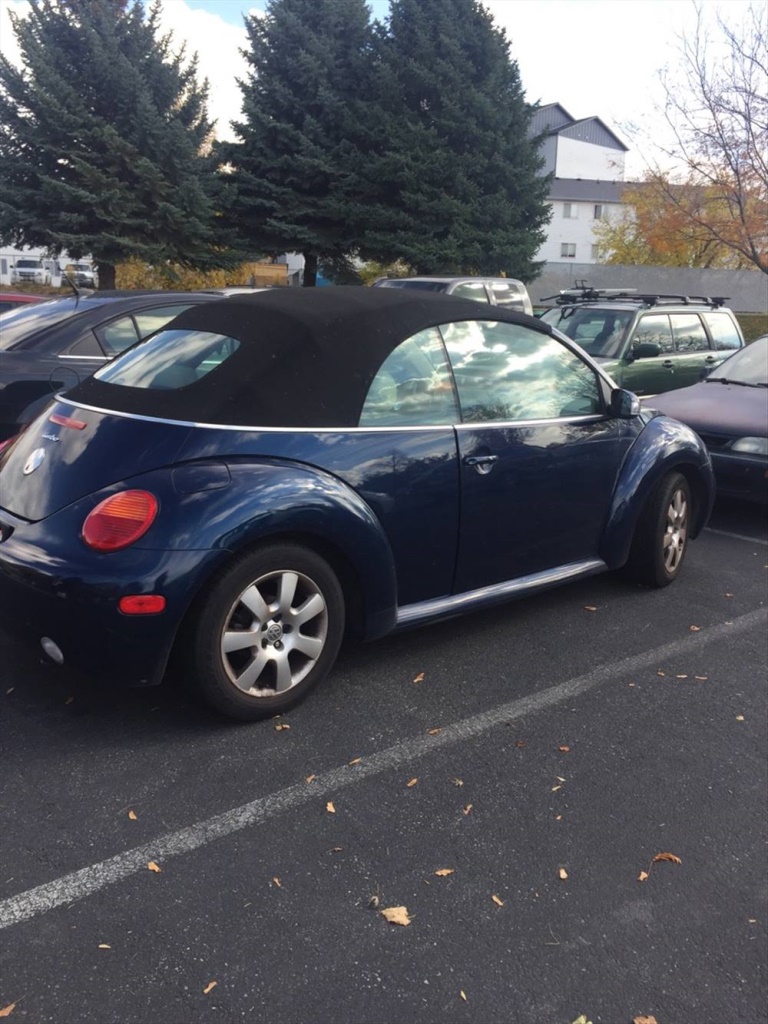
[139, 458, 399, 641]
[599, 413, 715, 568]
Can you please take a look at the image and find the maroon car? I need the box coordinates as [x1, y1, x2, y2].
[0, 292, 46, 314]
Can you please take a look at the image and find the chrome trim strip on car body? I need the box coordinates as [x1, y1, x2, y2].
[58, 355, 109, 362]
[54, 397, 607, 434]
[395, 559, 607, 629]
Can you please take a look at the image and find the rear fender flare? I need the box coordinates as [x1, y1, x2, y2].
[159, 459, 399, 641]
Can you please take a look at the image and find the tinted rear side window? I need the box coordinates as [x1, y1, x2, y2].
[703, 312, 742, 351]
[95, 329, 240, 388]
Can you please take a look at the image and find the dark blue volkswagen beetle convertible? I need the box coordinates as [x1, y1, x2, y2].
[0, 288, 714, 719]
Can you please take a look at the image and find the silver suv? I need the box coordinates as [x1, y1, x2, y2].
[540, 287, 744, 397]
[373, 276, 533, 316]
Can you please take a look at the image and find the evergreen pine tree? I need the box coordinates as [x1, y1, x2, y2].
[0, 0, 233, 289]
[220, 0, 377, 286]
[362, 0, 551, 280]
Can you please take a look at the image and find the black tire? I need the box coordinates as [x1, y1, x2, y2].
[625, 471, 692, 588]
[183, 544, 345, 721]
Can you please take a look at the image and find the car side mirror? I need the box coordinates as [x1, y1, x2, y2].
[610, 388, 641, 419]
[632, 342, 662, 360]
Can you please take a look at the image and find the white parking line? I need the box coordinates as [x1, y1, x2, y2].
[705, 527, 768, 546]
[1, 607, 765, 932]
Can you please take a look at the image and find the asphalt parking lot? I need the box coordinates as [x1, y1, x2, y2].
[1, 498, 766, 1024]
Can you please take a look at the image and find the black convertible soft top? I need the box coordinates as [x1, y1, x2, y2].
[65, 286, 552, 428]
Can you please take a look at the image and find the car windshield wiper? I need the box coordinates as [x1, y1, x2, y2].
[705, 377, 765, 387]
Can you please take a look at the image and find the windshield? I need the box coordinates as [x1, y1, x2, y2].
[16, 260, 43, 269]
[540, 306, 634, 358]
[707, 337, 767, 385]
[0, 297, 91, 350]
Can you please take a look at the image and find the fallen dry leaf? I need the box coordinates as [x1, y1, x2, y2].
[406, 777, 418, 788]
[652, 851, 682, 865]
[555, 815, 563, 821]
[463, 804, 473, 816]
[203, 981, 218, 995]
[515, 740, 526, 748]
[689, 625, 701, 632]
[274, 723, 290, 731]
[633, 1016, 658, 1024]
[306, 774, 317, 783]
[147, 861, 161, 873]
[5, 688, 14, 695]
[637, 871, 649, 882]
[556, 776, 566, 782]
[272, 877, 282, 888]
[380, 906, 411, 926]
[427, 727, 441, 735]
[452, 777, 464, 787]
[98, 944, 111, 949]
[331, 847, 343, 852]
[736, 715, 745, 721]
[676, 674, 688, 679]
[460, 990, 467, 1002]
[571, 1016, 593, 1024]
[694, 675, 709, 681]
[326, 801, 336, 813]
[559, 867, 568, 880]
[551, 785, 562, 792]
[656, 670, 666, 677]
[584, 605, 597, 612]
[128, 810, 137, 821]
[434, 868, 454, 877]
[491, 894, 504, 907]
[725, 592, 734, 598]
[558, 745, 571, 753]
[64, 696, 74, 705]
[412, 672, 425, 684]
[0, 1004, 15, 1018]
[748, 918, 757, 924]
[348, 757, 361, 766]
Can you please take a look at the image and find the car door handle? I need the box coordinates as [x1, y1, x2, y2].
[661, 359, 675, 368]
[462, 454, 499, 473]
[704, 356, 718, 363]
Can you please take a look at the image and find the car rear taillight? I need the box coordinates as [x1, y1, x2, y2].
[0, 435, 20, 457]
[82, 490, 158, 552]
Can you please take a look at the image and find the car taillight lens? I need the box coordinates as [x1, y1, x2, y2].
[82, 490, 158, 552]
[0, 435, 20, 457]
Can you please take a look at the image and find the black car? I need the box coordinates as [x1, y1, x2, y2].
[0, 290, 228, 440]
[0, 288, 714, 720]
[648, 337, 768, 502]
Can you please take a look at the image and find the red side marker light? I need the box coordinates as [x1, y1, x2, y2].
[82, 490, 158, 552]
[119, 595, 166, 615]
[49, 413, 87, 430]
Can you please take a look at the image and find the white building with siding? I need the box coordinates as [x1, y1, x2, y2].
[531, 103, 630, 265]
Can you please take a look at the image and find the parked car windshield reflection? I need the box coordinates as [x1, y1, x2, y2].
[705, 338, 767, 386]
[540, 307, 634, 358]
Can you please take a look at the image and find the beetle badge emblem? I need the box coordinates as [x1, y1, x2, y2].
[22, 448, 46, 475]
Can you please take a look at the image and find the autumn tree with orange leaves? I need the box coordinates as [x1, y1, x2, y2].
[604, 3, 767, 274]
[656, 2, 766, 273]
[593, 177, 756, 268]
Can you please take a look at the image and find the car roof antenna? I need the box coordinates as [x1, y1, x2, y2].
[61, 271, 82, 304]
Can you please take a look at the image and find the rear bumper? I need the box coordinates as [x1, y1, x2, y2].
[710, 451, 768, 503]
[0, 513, 225, 686]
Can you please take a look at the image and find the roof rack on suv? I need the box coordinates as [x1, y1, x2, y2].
[540, 282, 729, 309]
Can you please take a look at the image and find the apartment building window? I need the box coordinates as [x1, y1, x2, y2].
[594, 204, 604, 220]
[561, 243, 576, 258]
[563, 202, 577, 219]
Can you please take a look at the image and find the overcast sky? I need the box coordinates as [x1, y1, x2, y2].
[0, 0, 755, 180]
